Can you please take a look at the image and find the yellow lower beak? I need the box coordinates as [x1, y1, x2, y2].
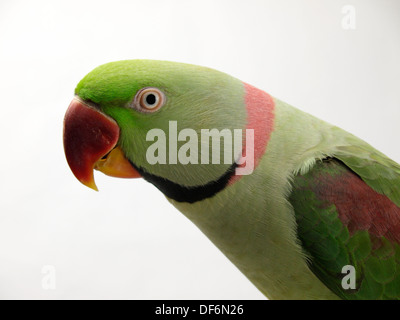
[94, 146, 141, 179]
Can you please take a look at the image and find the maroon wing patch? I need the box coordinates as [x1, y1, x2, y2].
[312, 160, 400, 244]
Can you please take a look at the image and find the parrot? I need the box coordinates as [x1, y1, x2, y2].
[63, 60, 400, 300]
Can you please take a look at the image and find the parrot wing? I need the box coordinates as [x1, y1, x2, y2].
[289, 144, 400, 300]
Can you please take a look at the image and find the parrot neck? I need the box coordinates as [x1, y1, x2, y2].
[229, 83, 275, 185]
[131, 83, 275, 204]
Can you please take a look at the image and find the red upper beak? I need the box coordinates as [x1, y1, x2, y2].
[63, 98, 140, 191]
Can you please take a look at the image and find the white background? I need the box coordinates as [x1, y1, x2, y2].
[0, 0, 399, 299]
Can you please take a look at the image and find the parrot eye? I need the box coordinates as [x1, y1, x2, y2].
[132, 87, 165, 113]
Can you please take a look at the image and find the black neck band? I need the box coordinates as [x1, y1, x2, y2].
[129, 161, 237, 204]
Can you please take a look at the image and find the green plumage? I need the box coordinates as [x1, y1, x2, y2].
[71, 60, 400, 299]
[290, 159, 400, 299]
[336, 145, 400, 207]
[76, 60, 246, 186]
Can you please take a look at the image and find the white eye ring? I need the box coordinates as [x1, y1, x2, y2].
[132, 87, 165, 113]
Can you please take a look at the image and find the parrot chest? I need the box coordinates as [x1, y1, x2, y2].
[169, 173, 337, 300]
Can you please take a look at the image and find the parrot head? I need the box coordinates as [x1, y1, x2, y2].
[63, 60, 256, 202]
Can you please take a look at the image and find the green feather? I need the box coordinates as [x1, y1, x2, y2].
[335, 145, 400, 207]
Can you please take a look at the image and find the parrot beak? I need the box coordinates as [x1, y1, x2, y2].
[63, 97, 141, 191]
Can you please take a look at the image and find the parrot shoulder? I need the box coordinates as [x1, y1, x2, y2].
[288, 146, 400, 300]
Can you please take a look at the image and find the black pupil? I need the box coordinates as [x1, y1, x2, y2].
[145, 93, 157, 105]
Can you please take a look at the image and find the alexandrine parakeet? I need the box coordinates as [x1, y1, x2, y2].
[63, 60, 400, 300]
